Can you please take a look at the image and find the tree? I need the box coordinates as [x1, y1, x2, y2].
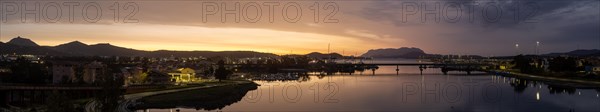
[512, 55, 547, 74]
[95, 66, 124, 112]
[215, 60, 231, 82]
[549, 56, 579, 72]
[134, 72, 148, 84]
[205, 66, 214, 76]
[512, 55, 538, 73]
[6, 58, 48, 83]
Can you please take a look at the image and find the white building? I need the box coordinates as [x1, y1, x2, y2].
[52, 63, 76, 84]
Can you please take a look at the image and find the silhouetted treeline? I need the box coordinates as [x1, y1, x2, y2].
[0, 58, 49, 84]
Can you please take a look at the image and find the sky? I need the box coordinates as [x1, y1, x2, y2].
[0, 0, 599, 56]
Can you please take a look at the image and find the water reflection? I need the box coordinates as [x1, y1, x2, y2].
[248, 73, 311, 82]
[138, 67, 600, 112]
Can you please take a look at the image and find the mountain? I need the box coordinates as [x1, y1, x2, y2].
[89, 43, 147, 56]
[544, 49, 600, 57]
[305, 52, 344, 59]
[7, 36, 39, 47]
[52, 41, 93, 55]
[361, 47, 428, 59]
[0, 42, 65, 55]
[52, 41, 146, 56]
[1, 37, 277, 58]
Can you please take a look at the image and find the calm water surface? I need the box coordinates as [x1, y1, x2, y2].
[139, 59, 600, 112]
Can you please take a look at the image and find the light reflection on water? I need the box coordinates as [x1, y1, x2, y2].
[138, 59, 600, 112]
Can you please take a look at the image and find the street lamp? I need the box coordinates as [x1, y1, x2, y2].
[536, 41, 540, 55]
[515, 44, 520, 55]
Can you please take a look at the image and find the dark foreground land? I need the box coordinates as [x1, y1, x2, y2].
[133, 82, 259, 111]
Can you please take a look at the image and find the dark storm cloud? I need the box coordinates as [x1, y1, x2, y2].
[360, 0, 585, 27]
[547, 21, 599, 43]
[358, 0, 599, 54]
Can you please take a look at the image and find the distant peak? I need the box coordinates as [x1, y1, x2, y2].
[307, 52, 324, 55]
[67, 41, 86, 45]
[369, 47, 421, 51]
[7, 36, 39, 46]
[57, 41, 88, 47]
[91, 43, 118, 47]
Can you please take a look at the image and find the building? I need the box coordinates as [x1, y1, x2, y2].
[585, 66, 600, 75]
[50, 61, 109, 84]
[121, 67, 145, 85]
[147, 71, 172, 84]
[51, 62, 77, 84]
[82, 61, 106, 84]
[167, 68, 197, 83]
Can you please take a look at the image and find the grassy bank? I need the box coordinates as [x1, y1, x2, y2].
[125, 80, 249, 94]
[133, 81, 259, 111]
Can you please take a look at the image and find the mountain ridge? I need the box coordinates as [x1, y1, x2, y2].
[0, 37, 277, 58]
[543, 49, 600, 57]
[3, 37, 599, 58]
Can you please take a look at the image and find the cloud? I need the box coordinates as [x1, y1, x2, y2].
[358, 0, 589, 28]
[306, 23, 322, 27]
[345, 29, 383, 39]
[0, 0, 598, 56]
[352, 0, 600, 55]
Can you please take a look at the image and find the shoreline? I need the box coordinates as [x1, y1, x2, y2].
[133, 82, 259, 110]
[487, 70, 600, 88]
[85, 80, 255, 112]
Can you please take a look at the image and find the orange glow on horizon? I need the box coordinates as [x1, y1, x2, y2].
[1, 24, 381, 55]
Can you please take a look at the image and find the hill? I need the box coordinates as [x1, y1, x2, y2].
[0, 37, 277, 58]
[52, 41, 146, 56]
[544, 49, 600, 57]
[7, 36, 39, 47]
[361, 47, 428, 59]
[305, 52, 344, 59]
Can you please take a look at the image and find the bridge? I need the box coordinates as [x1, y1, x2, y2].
[332, 63, 490, 75]
[222, 63, 492, 75]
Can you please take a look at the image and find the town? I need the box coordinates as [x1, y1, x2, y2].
[2, 38, 600, 111]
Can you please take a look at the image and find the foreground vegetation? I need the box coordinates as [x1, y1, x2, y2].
[134, 81, 259, 111]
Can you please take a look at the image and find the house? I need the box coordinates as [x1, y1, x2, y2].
[121, 67, 145, 85]
[50, 61, 110, 84]
[147, 71, 172, 84]
[167, 68, 197, 83]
